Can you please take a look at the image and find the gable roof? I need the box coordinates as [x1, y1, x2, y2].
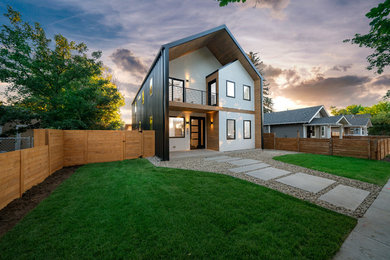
[344, 114, 372, 127]
[264, 105, 325, 125]
[308, 115, 350, 125]
[132, 25, 262, 105]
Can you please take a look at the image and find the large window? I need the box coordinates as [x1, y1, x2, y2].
[243, 120, 251, 139]
[149, 78, 153, 96]
[169, 78, 184, 102]
[169, 117, 185, 138]
[227, 119, 236, 140]
[226, 81, 235, 98]
[243, 85, 251, 101]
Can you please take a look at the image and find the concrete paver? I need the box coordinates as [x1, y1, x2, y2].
[229, 163, 270, 173]
[319, 185, 370, 211]
[245, 167, 291, 181]
[230, 159, 261, 166]
[276, 172, 335, 193]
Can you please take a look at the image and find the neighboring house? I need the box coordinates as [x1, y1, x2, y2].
[263, 106, 352, 139]
[131, 25, 264, 161]
[344, 114, 372, 136]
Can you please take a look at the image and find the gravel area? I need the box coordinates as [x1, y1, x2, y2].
[148, 149, 382, 218]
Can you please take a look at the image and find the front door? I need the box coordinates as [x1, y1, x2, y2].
[190, 117, 205, 149]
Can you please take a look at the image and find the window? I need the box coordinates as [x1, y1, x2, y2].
[243, 120, 251, 139]
[243, 85, 251, 101]
[226, 81, 235, 98]
[312, 126, 316, 137]
[149, 78, 153, 96]
[169, 78, 184, 102]
[149, 116, 153, 130]
[142, 90, 144, 104]
[321, 126, 325, 137]
[139, 121, 142, 132]
[134, 101, 137, 113]
[227, 119, 236, 140]
[169, 117, 185, 138]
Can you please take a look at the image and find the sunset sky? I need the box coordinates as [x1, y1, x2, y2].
[0, 0, 389, 123]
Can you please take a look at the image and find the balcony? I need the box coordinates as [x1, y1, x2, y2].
[169, 85, 217, 106]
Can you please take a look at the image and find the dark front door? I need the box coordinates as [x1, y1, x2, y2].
[190, 117, 205, 149]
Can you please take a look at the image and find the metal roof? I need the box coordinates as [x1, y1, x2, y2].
[264, 105, 324, 125]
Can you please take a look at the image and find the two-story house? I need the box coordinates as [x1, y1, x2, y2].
[131, 25, 264, 160]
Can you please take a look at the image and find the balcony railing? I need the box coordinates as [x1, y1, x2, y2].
[169, 85, 217, 106]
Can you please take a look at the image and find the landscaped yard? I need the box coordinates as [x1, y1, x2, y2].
[0, 159, 356, 259]
[274, 153, 390, 186]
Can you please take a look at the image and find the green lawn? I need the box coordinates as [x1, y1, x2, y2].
[0, 159, 356, 259]
[274, 153, 390, 186]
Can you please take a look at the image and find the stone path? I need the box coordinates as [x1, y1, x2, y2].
[206, 155, 371, 214]
[335, 179, 390, 260]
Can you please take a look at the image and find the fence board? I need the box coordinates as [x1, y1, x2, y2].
[0, 151, 21, 210]
[332, 139, 370, 159]
[33, 129, 47, 147]
[263, 133, 275, 149]
[63, 130, 87, 166]
[125, 131, 142, 159]
[142, 131, 155, 157]
[21, 146, 49, 193]
[47, 130, 64, 174]
[275, 137, 298, 152]
[299, 138, 330, 155]
[87, 130, 124, 163]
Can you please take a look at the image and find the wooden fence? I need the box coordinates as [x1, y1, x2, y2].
[264, 133, 390, 160]
[0, 129, 155, 210]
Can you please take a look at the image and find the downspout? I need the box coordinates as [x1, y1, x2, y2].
[260, 77, 264, 149]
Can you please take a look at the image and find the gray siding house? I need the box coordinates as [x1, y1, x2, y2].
[263, 106, 371, 138]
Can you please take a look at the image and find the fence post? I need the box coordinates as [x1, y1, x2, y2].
[122, 131, 125, 161]
[368, 139, 371, 160]
[329, 138, 333, 156]
[297, 131, 300, 152]
[273, 133, 276, 150]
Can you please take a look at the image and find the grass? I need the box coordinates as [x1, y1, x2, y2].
[0, 159, 356, 259]
[274, 153, 390, 186]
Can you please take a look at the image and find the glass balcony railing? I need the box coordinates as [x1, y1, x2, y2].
[169, 85, 217, 106]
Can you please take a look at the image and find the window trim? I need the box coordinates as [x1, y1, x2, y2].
[321, 126, 325, 137]
[243, 120, 251, 139]
[226, 80, 235, 98]
[243, 85, 251, 101]
[169, 116, 185, 138]
[169, 77, 185, 102]
[226, 119, 236, 140]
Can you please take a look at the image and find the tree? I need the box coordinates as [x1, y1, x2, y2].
[330, 105, 365, 115]
[344, 0, 390, 74]
[0, 6, 124, 135]
[247, 51, 273, 113]
[384, 90, 390, 100]
[217, 0, 246, 6]
[369, 111, 390, 135]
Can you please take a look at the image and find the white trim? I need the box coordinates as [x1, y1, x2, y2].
[321, 126, 326, 138]
[308, 106, 328, 124]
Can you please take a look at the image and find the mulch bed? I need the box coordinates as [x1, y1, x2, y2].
[0, 166, 80, 238]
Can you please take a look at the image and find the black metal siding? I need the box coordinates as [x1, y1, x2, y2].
[132, 51, 167, 160]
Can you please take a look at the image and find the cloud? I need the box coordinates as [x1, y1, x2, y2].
[330, 64, 352, 72]
[371, 75, 390, 87]
[110, 49, 148, 80]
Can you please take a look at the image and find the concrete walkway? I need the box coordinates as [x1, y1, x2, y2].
[205, 155, 371, 213]
[335, 179, 390, 260]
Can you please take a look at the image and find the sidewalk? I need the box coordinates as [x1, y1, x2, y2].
[335, 179, 390, 260]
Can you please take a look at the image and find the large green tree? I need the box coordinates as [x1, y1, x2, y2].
[247, 51, 273, 113]
[345, 0, 390, 74]
[0, 6, 124, 135]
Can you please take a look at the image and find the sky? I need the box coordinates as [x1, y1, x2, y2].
[0, 0, 389, 123]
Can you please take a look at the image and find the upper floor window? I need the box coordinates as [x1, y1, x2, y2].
[149, 116, 153, 130]
[226, 81, 235, 98]
[149, 78, 153, 96]
[169, 78, 184, 102]
[243, 85, 251, 101]
[142, 91, 145, 104]
[134, 101, 137, 113]
[227, 119, 236, 140]
[243, 120, 251, 139]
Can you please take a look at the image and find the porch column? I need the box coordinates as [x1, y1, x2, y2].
[303, 126, 307, 138]
[327, 126, 331, 139]
[339, 127, 343, 139]
[359, 127, 363, 136]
